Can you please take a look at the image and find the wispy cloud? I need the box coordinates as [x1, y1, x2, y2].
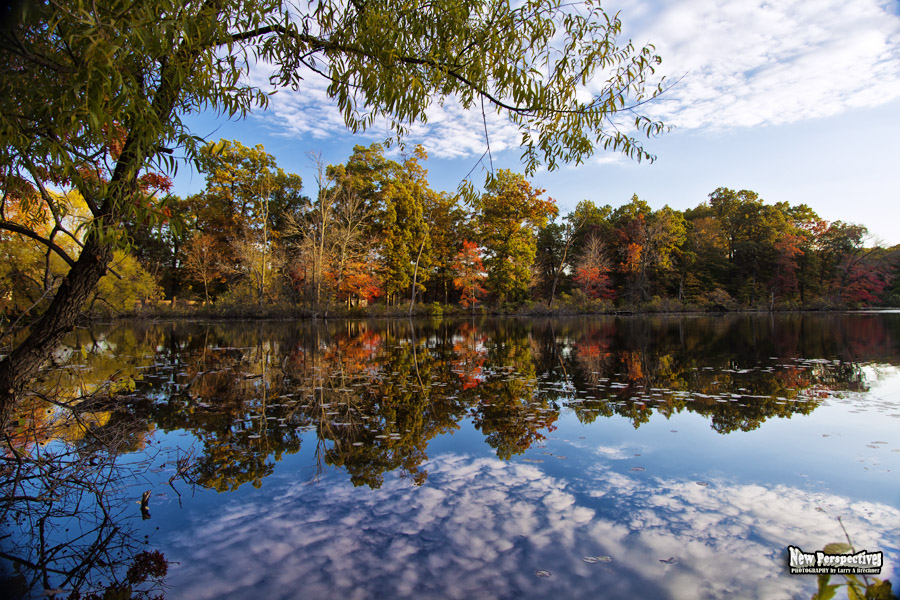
[618, 0, 900, 129]
[248, 63, 521, 160]
[248, 0, 900, 160]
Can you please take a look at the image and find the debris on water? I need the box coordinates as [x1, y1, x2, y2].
[630, 466, 645, 472]
[140, 490, 151, 520]
[522, 458, 544, 463]
[659, 557, 678, 565]
[696, 481, 709, 487]
[583, 556, 613, 563]
[815, 507, 825, 512]
[534, 570, 551, 578]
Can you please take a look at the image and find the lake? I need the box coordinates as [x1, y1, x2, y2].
[3, 313, 899, 599]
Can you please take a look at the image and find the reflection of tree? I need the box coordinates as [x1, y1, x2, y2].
[452, 322, 486, 390]
[565, 316, 878, 432]
[23, 313, 900, 497]
[470, 322, 559, 459]
[314, 322, 467, 488]
[1, 398, 170, 598]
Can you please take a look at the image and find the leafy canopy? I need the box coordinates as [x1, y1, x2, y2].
[1, 0, 667, 247]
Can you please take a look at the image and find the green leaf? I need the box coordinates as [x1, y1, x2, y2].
[847, 581, 865, 600]
[865, 579, 895, 600]
[824, 542, 854, 554]
[815, 574, 837, 600]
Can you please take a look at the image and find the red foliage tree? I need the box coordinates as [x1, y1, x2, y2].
[451, 241, 488, 310]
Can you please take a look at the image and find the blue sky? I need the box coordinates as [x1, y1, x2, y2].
[174, 0, 900, 245]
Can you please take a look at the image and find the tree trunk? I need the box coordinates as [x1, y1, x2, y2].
[0, 237, 112, 421]
[410, 238, 426, 316]
[0, 21, 196, 422]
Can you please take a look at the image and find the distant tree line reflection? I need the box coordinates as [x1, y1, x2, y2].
[14, 314, 900, 492]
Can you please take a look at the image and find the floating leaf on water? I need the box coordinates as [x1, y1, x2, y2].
[659, 557, 678, 565]
[815, 507, 825, 512]
[522, 459, 544, 463]
[556, 456, 567, 460]
[583, 556, 613, 563]
[534, 570, 551, 578]
[630, 467, 645, 472]
[696, 481, 709, 487]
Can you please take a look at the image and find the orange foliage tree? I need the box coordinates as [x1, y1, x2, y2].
[451, 241, 488, 312]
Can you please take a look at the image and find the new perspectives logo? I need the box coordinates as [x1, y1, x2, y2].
[788, 545, 883, 575]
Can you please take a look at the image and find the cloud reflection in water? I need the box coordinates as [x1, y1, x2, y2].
[165, 453, 899, 599]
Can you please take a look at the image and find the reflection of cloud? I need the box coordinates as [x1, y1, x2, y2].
[592, 444, 636, 460]
[166, 454, 899, 599]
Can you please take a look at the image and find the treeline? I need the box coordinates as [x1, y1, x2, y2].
[2, 139, 898, 318]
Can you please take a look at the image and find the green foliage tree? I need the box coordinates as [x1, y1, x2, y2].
[0, 0, 669, 412]
[473, 170, 557, 304]
[375, 148, 434, 307]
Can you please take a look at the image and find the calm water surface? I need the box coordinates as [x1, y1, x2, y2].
[4, 314, 900, 599]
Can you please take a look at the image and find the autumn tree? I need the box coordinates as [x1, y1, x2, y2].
[423, 193, 468, 305]
[536, 199, 609, 307]
[182, 233, 224, 304]
[0, 0, 670, 412]
[88, 251, 162, 315]
[192, 140, 304, 305]
[451, 241, 488, 313]
[473, 170, 557, 304]
[573, 232, 614, 300]
[609, 196, 685, 305]
[769, 233, 805, 304]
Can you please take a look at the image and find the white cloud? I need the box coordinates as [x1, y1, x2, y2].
[242, 0, 900, 160]
[615, 0, 900, 130]
[248, 62, 521, 160]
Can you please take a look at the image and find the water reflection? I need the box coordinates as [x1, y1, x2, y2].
[4, 313, 900, 598]
[161, 453, 900, 600]
[23, 314, 900, 492]
[0, 406, 172, 598]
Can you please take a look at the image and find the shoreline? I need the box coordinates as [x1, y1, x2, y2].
[79, 304, 900, 324]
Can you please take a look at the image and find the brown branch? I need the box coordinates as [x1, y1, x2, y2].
[0, 220, 77, 268]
